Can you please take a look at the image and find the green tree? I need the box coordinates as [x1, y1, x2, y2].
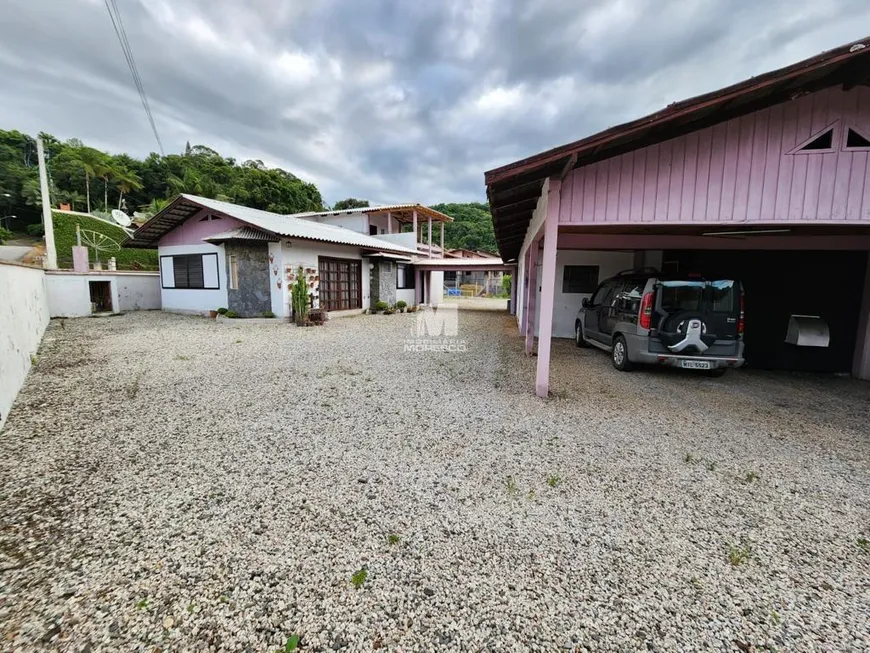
[332, 198, 370, 211]
[114, 167, 143, 209]
[430, 202, 497, 254]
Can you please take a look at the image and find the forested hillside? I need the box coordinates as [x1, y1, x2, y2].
[0, 130, 325, 228]
[0, 129, 498, 254]
[430, 202, 497, 254]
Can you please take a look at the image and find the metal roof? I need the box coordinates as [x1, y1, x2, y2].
[485, 37, 870, 260]
[202, 226, 279, 243]
[295, 203, 453, 223]
[125, 194, 420, 255]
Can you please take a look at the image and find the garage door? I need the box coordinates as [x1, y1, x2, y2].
[319, 257, 361, 311]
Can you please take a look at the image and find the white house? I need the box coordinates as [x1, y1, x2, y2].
[124, 195, 454, 318]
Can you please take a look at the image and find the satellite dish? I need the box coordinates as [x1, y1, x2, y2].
[80, 230, 122, 263]
[111, 209, 132, 227]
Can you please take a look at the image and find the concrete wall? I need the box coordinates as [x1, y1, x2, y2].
[158, 243, 227, 314]
[396, 288, 416, 306]
[226, 241, 271, 317]
[0, 263, 49, 431]
[535, 250, 634, 338]
[45, 271, 160, 317]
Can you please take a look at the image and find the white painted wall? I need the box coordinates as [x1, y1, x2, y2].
[535, 250, 635, 338]
[45, 272, 161, 317]
[158, 243, 228, 314]
[315, 214, 369, 233]
[396, 288, 416, 306]
[430, 271, 444, 306]
[376, 232, 417, 250]
[0, 263, 49, 431]
[280, 240, 372, 315]
[268, 241, 284, 316]
[368, 213, 402, 235]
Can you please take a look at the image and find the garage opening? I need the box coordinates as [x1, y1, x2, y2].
[665, 250, 868, 373]
[318, 257, 362, 311]
[88, 280, 113, 313]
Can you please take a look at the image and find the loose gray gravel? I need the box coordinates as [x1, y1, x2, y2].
[1, 305, 869, 652]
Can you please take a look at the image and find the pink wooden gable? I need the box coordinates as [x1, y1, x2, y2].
[559, 87, 870, 225]
[158, 208, 246, 246]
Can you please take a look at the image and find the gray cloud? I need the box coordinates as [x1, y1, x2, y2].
[1, 0, 867, 206]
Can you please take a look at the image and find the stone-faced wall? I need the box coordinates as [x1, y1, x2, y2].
[369, 259, 396, 306]
[226, 241, 271, 317]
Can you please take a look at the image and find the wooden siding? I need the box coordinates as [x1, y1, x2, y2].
[560, 87, 870, 225]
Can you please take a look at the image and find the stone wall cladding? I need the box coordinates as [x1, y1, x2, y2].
[226, 242, 272, 317]
[370, 260, 396, 306]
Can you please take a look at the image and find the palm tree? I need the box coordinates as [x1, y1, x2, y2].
[114, 167, 143, 209]
[94, 159, 118, 212]
[73, 147, 104, 213]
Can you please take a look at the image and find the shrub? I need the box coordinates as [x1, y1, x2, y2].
[351, 567, 368, 589]
[395, 300, 407, 311]
[383, 308, 395, 315]
[291, 266, 309, 324]
[262, 310, 275, 318]
[217, 307, 228, 315]
[225, 310, 239, 318]
[374, 300, 389, 312]
[0, 227, 11, 245]
[26, 223, 45, 237]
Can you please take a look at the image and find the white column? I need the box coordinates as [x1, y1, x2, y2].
[440, 222, 444, 255]
[412, 210, 418, 246]
[37, 137, 57, 269]
[535, 178, 561, 398]
[428, 215, 433, 258]
[387, 211, 392, 234]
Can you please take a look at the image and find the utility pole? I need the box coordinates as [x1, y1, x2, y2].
[36, 136, 57, 269]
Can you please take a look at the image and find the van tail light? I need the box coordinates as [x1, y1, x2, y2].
[639, 292, 654, 329]
[738, 294, 745, 336]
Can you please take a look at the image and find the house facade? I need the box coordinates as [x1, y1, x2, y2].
[125, 196, 454, 318]
[485, 38, 870, 396]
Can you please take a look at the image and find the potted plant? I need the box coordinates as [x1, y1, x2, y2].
[395, 300, 407, 313]
[373, 300, 389, 313]
[291, 266, 309, 325]
[209, 309, 218, 319]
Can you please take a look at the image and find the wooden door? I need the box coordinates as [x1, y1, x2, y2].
[319, 257, 361, 311]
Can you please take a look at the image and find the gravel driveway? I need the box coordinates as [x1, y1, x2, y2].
[1, 308, 868, 652]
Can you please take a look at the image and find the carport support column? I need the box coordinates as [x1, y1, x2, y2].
[535, 178, 561, 398]
[853, 254, 870, 380]
[428, 215, 433, 257]
[387, 211, 392, 234]
[412, 210, 418, 246]
[415, 268, 422, 305]
[524, 239, 539, 355]
[510, 264, 517, 315]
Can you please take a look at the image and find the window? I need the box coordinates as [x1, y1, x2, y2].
[615, 280, 644, 314]
[397, 263, 415, 289]
[799, 129, 833, 150]
[590, 282, 611, 306]
[228, 254, 239, 290]
[562, 265, 599, 293]
[162, 253, 219, 289]
[846, 127, 870, 149]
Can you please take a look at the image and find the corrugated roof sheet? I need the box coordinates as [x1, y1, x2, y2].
[202, 226, 278, 243]
[125, 195, 421, 255]
[293, 203, 453, 222]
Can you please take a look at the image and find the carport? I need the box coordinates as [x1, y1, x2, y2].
[485, 38, 870, 397]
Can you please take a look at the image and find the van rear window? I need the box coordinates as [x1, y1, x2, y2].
[658, 280, 735, 313]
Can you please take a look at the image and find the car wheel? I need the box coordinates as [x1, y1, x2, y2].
[611, 335, 634, 371]
[575, 324, 587, 348]
[705, 367, 727, 378]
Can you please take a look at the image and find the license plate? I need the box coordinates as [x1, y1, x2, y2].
[681, 360, 712, 370]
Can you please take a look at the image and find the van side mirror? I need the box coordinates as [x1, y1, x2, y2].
[582, 298, 590, 308]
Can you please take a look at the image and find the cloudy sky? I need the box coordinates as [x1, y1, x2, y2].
[1, 1, 868, 205]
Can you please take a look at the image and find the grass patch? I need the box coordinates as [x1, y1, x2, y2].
[387, 534, 401, 545]
[136, 598, 148, 610]
[857, 537, 869, 553]
[351, 567, 368, 589]
[280, 634, 300, 652]
[727, 540, 754, 567]
[52, 211, 157, 270]
[174, 354, 192, 361]
[505, 475, 518, 497]
[546, 473, 562, 488]
[744, 470, 759, 483]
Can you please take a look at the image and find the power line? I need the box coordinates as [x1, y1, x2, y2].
[104, 0, 165, 156]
